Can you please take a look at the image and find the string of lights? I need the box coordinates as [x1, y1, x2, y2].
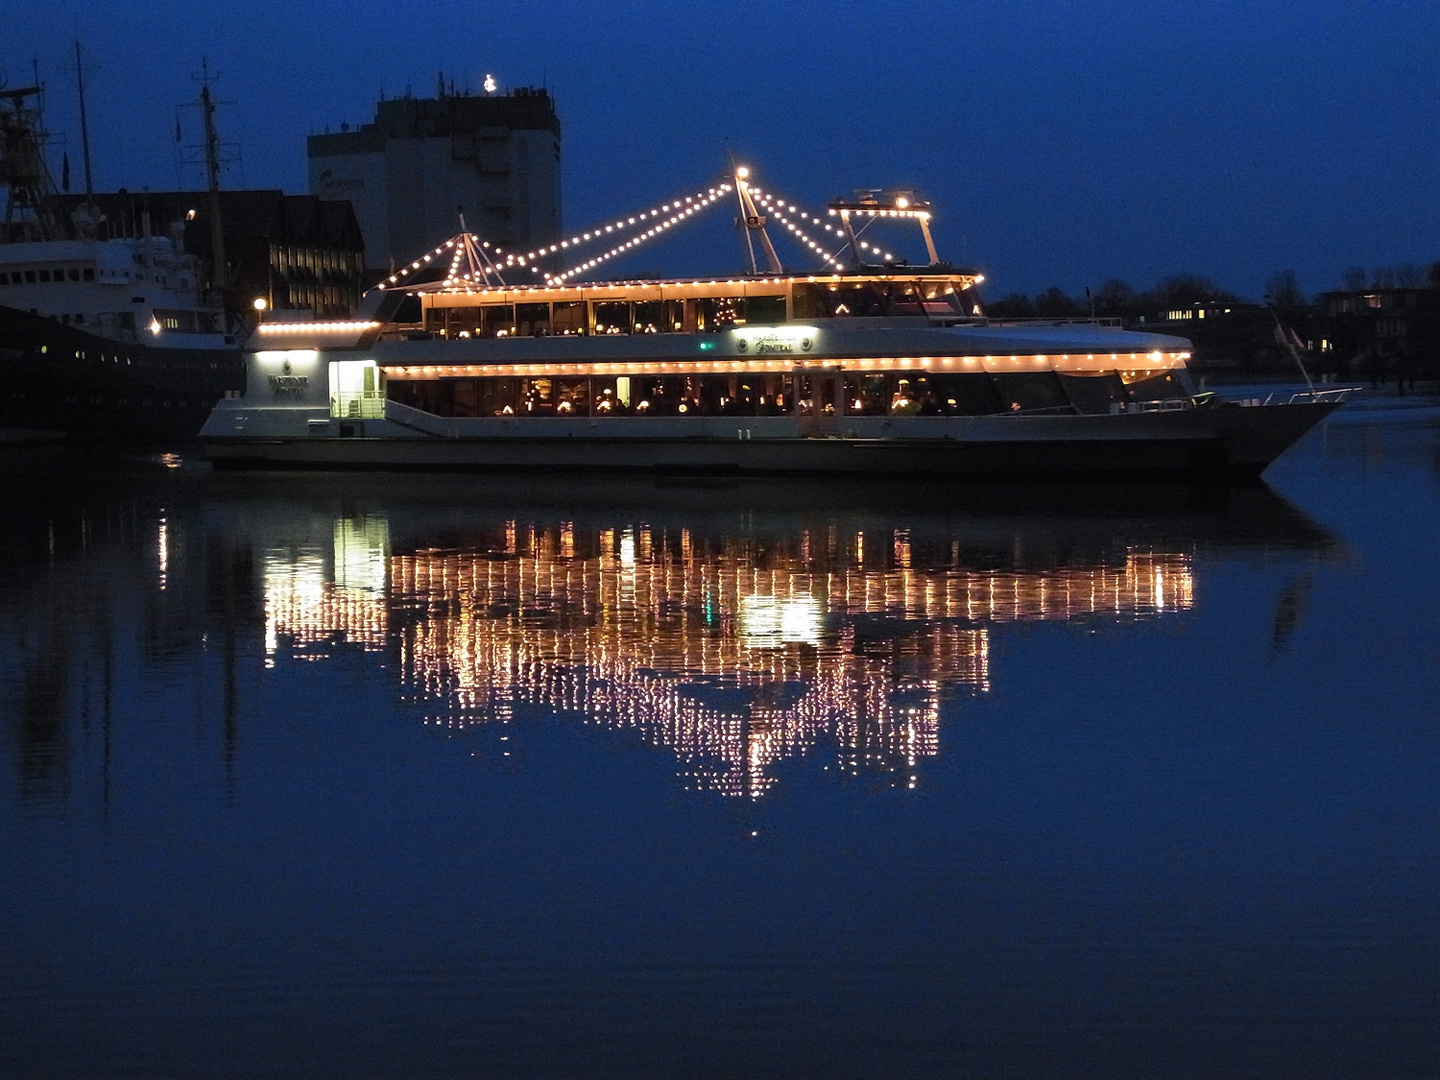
[377, 172, 936, 292]
[746, 188, 842, 268]
[543, 184, 733, 284]
[748, 186, 900, 263]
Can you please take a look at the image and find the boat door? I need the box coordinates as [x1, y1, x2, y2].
[797, 366, 843, 437]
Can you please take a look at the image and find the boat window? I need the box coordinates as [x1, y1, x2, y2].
[555, 378, 589, 415]
[663, 298, 685, 332]
[844, 374, 891, 415]
[991, 372, 1072, 414]
[593, 301, 631, 335]
[83, 268, 95, 281]
[68, 268, 80, 282]
[747, 295, 787, 324]
[930, 373, 1008, 416]
[25, 270, 37, 283]
[38, 269, 51, 282]
[697, 296, 743, 331]
[153, 309, 199, 333]
[552, 301, 587, 335]
[481, 377, 518, 415]
[520, 377, 555, 414]
[1122, 370, 1186, 401]
[1059, 373, 1129, 415]
[481, 304, 516, 338]
[516, 302, 550, 336]
[633, 300, 664, 334]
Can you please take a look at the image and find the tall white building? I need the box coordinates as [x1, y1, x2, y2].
[308, 86, 561, 278]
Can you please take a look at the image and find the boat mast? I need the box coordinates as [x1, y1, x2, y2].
[74, 40, 94, 200]
[199, 61, 227, 291]
[729, 159, 781, 275]
[0, 83, 62, 241]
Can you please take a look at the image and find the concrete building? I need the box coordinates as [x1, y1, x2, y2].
[54, 190, 366, 317]
[307, 87, 561, 279]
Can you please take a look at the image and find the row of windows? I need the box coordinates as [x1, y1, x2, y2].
[387, 370, 1184, 420]
[419, 282, 973, 339]
[0, 266, 97, 285]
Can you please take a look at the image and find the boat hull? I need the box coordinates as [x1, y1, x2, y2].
[202, 401, 1340, 480]
[0, 304, 245, 438]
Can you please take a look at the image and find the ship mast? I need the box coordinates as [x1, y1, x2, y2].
[0, 83, 62, 241]
[199, 61, 227, 291]
[729, 159, 781, 276]
[74, 40, 94, 200]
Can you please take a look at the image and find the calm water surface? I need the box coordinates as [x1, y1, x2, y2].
[1, 406, 1436, 1078]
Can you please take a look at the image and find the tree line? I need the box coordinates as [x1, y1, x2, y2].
[983, 262, 1440, 320]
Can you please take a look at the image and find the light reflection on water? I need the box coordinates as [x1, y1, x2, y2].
[2, 437, 1436, 1078]
[261, 509, 1195, 797]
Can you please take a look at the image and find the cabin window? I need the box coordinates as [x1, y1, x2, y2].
[25, 270, 37, 283]
[632, 300, 663, 334]
[153, 309, 199, 333]
[520, 377, 555, 415]
[481, 304, 515, 338]
[991, 372, 1071, 414]
[68, 268, 80, 281]
[1059, 373, 1129, 414]
[747, 295, 787, 324]
[844, 374, 891, 415]
[930, 373, 1007, 416]
[790, 282, 890, 318]
[38, 269, 51, 282]
[481, 377, 518, 415]
[82, 268, 94, 281]
[430, 306, 479, 337]
[555, 378, 589, 415]
[552, 301, 586, 335]
[1122, 370, 1185, 402]
[697, 296, 744, 331]
[593, 301, 631, 335]
[516, 302, 550, 336]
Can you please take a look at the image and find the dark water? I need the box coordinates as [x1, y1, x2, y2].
[1, 409, 1436, 1078]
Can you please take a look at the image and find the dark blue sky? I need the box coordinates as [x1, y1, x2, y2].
[6, 0, 1438, 299]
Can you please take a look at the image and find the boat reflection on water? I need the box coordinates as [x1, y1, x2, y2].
[253, 476, 1327, 798]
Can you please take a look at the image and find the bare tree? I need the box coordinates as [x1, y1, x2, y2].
[1265, 269, 1305, 307]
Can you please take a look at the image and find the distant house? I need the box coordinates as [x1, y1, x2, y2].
[55, 190, 367, 318]
[1320, 285, 1440, 382]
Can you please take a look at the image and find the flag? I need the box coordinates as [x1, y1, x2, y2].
[61, 152, 70, 192]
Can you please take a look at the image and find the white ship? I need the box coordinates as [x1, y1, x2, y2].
[0, 80, 243, 438]
[201, 170, 1349, 477]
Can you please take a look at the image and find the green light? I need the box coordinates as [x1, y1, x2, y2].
[699, 341, 715, 351]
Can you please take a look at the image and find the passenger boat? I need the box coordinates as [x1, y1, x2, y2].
[0, 81, 244, 439]
[200, 174, 1350, 478]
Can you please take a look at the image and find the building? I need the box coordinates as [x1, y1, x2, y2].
[307, 87, 562, 279]
[55, 189, 367, 317]
[1320, 284, 1440, 384]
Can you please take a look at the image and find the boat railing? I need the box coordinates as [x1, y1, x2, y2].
[331, 389, 385, 420]
[1131, 398, 1190, 413]
[1284, 386, 1360, 405]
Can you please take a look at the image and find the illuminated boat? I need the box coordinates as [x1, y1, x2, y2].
[200, 173, 1348, 477]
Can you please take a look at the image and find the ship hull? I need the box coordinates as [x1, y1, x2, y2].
[203, 400, 1339, 480]
[0, 304, 245, 438]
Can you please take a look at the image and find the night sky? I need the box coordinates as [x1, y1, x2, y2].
[5, 0, 1438, 299]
